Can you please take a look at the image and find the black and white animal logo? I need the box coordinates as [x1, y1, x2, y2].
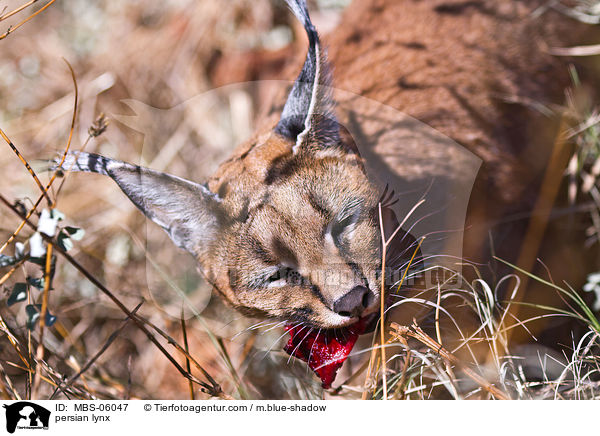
[3, 402, 50, 433]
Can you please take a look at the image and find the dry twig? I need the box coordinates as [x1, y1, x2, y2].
[0, 0, 56, 40]
[390, 321, 510, 400]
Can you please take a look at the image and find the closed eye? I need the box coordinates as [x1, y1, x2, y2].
[266, 267, 287, 283]
[263, 266, 305, 288]
[330, 211, 360, 242]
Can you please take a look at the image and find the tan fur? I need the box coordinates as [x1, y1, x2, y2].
[204, 129, 382, 327]
[202, 0, 596, 328]
[67, 0, 596, 333]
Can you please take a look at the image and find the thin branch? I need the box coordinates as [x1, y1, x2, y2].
[550, 44, 600, 57]
[181, 309, 195, 400]
[0, 0, 55, 40]
[0, 0, 40, 22]
[0, 62, 79, 255]
[377, 203, 388, 400]
[391, 321, 510, 400]
[48, 59, 78, 208]
[31, 242, 53, 399]
[131, 311, 221, 392]
[0, 127, 51, 205]
[0, 192, 226, 398]
[50, 301, 144, 399]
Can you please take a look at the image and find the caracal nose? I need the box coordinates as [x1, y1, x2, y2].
[333, 285, 374, 318]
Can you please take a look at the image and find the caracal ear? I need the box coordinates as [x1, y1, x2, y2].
[57, 152, 225, 258]
[275, 0, 340, 154]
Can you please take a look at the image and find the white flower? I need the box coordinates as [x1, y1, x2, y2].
[29, 232, 46, 258]
[15, 242, 25, 259]
[583, 272, 600, 312]
[586, 272, 600, 284]
[37, 209, 58, 237]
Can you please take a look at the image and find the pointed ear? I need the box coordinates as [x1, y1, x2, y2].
[275, 0, 340, 153]
[58, 152, 225, 258]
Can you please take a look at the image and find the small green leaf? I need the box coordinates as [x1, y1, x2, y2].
[45, 312, 57, 327]
[25, 304, 40, 330]
[7, 283, 27, 306]
[28, 254, 57, 281]
[0, 254, 17, 268]
[57, 232, 73, 251]
[64, 226, 85, 241]
[26, 277, 44, 290]
[15, 242, 25, 259]
[28, 256, 45, 266]
[25, 304, 57, 330]
[51, 209, 65, 221]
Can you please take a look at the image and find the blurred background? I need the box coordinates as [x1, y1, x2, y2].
[0, 0, 355, 400]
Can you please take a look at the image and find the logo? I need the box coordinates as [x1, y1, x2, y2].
[3, 402, 50, 433]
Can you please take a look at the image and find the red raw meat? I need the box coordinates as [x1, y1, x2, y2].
[284, 318, 369, 388]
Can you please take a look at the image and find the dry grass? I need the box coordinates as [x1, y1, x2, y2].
[373, 263, 600, 400]
[0, 0, 353, 401]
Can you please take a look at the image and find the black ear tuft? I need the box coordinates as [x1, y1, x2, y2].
[275, 0, 340, 153]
